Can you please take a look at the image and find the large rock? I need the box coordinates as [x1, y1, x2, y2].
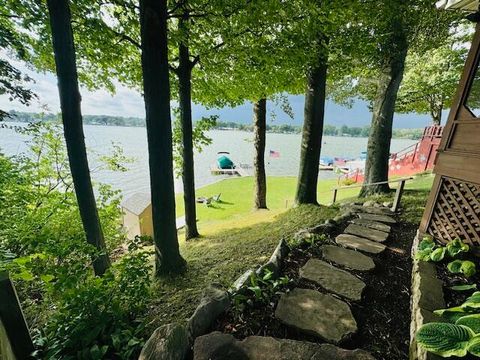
[139, 323, 189, 360]
[232, 269, 255, 292]
[193, 332, 375, 360]
[256, 238, 289, 276]
[322, 245, 375, 271]
[187, 284, 230, 341]
[357, 213, 397, 224]
[351, 218, 391, 233]
[300, 259, 365, 301]
[336, 234, 386, 254]
[275, 288, 357, 343]
[344, 224, 389, 243]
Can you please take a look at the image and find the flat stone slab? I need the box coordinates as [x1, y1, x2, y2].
[351, 218, 391, 233]
[300, 259, 365, 301]
[336, 234, 386, 254]
[275, 288, 357, 343]
[345, 224, 389, 243]
[348, 205, 393, 215]
[193, 332, 375, 360]
[357, 213, 397, 224]
[322, 245, 375, 271]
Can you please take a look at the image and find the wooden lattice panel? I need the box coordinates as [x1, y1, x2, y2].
[427, 177, 480, 245]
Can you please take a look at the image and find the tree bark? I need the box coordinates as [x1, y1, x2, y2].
[431, 98, 443, 126]
[46, 0, 110, 276]
[140, 0, 186, 275]
[178, 14, 199, 240]
[360, 42, 407, 197]
[295, 58, 328, 205]
[253, 98, 267, 209]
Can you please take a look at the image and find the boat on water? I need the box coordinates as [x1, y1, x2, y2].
[319, 153, 366, 174]
[319, 156, 335, 171]
[210, 152, 253, 176]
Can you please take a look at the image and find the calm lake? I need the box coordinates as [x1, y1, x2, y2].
[0, 123, 417, 198]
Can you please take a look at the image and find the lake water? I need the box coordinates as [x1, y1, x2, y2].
[0, 123, 416, 198]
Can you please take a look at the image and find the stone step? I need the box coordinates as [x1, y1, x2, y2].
[322, 245, 375, 271]
[194, 332, 374, 360]
[336, 234, 386, 254]
[347, 204, 393, 215]
[300, 259, 365, 301]
[275, 288, 357, 344]
[357, 212, 397, 224]
[344, 224, 389, 243]
[351, 218, 391, 233]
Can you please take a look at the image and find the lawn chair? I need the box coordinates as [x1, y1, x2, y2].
[196, 196, 213, 206]
[212, 193, 221, 202]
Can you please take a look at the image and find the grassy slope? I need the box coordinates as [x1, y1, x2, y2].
[148, 174, 434, 330]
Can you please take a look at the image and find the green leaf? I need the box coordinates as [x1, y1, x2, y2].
[17, 270, 34, 281]
[430, 247, 446, 262]
[462, 292, 480, 309]
[468, 335, 480, 356]
[423, 234, 434, 243]
[446, 239, 469, 258]
[450, 284, 477, 292]
[419, 238, 436, 251]
[416, 322, 474, 357]
[40, 274, 54, 283]
[448, 260, 463, 274]
[434, 307, 467, 323]
[456, 314, 480, 334]
[415, 248, 433, 261]
[461, 261, 476, 278]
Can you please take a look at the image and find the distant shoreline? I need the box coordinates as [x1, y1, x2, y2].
[4, 115, 424, 140]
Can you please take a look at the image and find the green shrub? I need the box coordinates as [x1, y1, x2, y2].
[0, 123, 150, 358]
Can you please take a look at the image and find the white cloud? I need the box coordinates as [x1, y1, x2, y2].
[0, 54, 146, 117]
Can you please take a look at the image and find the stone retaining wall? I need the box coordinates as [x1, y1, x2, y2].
[409, 232, 444, 360]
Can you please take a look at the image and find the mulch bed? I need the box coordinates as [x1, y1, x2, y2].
[214, 218, 415, 360]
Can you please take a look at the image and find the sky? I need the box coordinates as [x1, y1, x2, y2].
[1, 57, 447, 128]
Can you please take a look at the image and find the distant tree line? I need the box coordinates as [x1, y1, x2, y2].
[8, 111, 424, 139]
[214, 121, 424, 139]
[8, 110, 146, 127]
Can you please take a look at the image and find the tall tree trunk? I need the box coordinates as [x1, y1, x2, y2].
[178, 14, 199, 240]
[360, 28, 408, 197]
[431, 99, 443, 126]
[295, 59, 328, 205]
[253, 98, 267, 209]
[47, 0, 110, 276]
[140, 0, 186, 275]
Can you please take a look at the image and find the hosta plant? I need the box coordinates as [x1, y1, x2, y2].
[448, 260, 477, 278]
[418, 292, 480, 357]
[447, 239, 470, 258]
[416, 322, 474, 357]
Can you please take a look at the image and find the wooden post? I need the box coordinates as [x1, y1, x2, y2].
[332, 188, 338, 204]
[391, 180, 406, 213]
[0, 273, 34, 359]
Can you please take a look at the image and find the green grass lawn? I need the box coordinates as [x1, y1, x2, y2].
[147, 173, 435, 332]
[175, 176, 360, 235]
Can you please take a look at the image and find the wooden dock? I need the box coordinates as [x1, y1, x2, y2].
[210, 164, 253, 177]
